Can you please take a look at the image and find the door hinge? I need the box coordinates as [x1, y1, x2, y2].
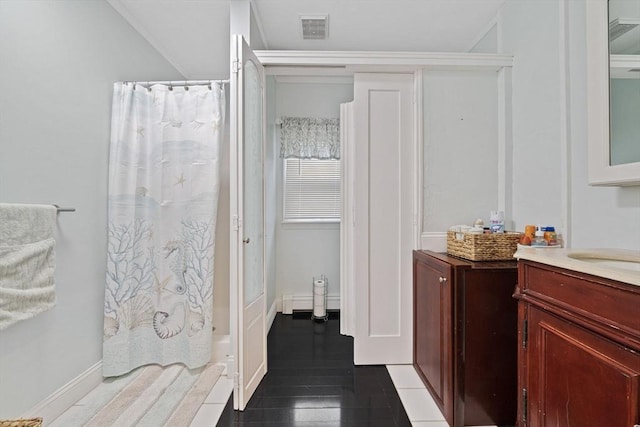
[522, 318, 528, 349]
[522, 388, 528, 425]
[232, 59, 241, 74]
[232, 215, 241, 231]
[233, 371, 240, 392]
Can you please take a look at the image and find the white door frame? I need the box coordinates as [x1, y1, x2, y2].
[236, 50, 511, 365]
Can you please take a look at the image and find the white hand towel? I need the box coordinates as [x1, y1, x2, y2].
[0, 203, 57, 330]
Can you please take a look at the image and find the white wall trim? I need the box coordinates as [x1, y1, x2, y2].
[497, 67, 513, 228]
[274, 75, 354, 85]
[266, 298, 277, 332]
[24, 361, 103, 424]
[255, 50, 513, 71]
[559, 0, 572, 247]
[420, 232, 447, 252]
[267, 67, 352, 77]
[280, 294, 340, 314]
[212, 334, 232, 365]
[414, 70, 424, 249]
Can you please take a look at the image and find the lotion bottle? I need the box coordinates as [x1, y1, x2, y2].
[531, 228, 548, 247]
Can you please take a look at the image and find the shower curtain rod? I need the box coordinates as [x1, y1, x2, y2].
[124, 79, 229, 88]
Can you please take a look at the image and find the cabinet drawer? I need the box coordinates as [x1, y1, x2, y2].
[521, 262, 640, 339]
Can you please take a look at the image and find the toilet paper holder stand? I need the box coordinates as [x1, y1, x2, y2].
[312, 275, 329, 322]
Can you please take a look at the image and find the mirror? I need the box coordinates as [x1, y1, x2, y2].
[608, 0, 640, 166]
[587, 0, 640, 185]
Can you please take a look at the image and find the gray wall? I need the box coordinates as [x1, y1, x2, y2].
[274, 80, 353, 301]
[500, 0, 565, 233]
[422, 70, 500, 231]
[0, 1, 184, 417]
[566, 0, 640, 249]
[501, 0, 640, 249]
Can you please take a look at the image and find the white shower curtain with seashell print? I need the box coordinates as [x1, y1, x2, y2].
[103, 82, 225, 377]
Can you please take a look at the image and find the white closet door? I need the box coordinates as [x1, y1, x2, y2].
[340, 102, 355, 337]
[353, 73, 416, 365]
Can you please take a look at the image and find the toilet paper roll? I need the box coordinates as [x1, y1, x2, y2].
[313, 303, 326, 317]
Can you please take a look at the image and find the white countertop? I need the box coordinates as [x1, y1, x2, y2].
[513, 247, 640, 287]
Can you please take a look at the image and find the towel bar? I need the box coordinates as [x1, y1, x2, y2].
[53, 204, 75, 213]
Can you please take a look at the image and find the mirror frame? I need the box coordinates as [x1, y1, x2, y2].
[587, 0, 640, 186]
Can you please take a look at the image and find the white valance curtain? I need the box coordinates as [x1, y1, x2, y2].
[280, 117, 340, 159]
[103, 82, 225, 377]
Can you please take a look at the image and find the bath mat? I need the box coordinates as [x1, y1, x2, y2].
[0, 419, 42, 427]
[49, 363, 224, 427]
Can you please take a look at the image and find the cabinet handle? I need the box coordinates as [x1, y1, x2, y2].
[438, 276, 447, 284]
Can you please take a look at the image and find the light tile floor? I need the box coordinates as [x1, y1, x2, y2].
[386, 365, 448, 426]
[189, 370, 234, 427]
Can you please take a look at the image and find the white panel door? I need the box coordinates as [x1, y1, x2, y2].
[340, 102, 355, 337]
[353, 73, 416, 365]
[230, 35, 267, 411]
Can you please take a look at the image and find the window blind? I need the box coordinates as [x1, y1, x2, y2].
[283, 158, 341, 222]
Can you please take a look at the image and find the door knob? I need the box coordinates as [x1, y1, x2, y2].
[243, 237, 250, 244]
[438, 276, 447, 284]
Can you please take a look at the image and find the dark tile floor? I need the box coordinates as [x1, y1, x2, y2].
[216, 312, 412, 426]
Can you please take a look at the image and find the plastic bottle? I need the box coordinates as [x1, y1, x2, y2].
[542, 226, 558, 246]
[531, 228, 548, 247]
[490, 211, 505, 233]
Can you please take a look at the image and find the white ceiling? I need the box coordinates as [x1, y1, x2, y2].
[107, 0, 506, 79]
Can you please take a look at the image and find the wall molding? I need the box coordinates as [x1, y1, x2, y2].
[420, 232, 447, 252]
[559, 0, 572, 247]
[255, 50, 513, 71]
[24, 361, 103, 423]
[274, 75, 354, 84]
[266, 299, 277, 332]
[280, 294, 341, 315]
[211, 334, 232, 365]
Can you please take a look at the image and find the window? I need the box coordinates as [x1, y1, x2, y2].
[283, 158, 341, 223]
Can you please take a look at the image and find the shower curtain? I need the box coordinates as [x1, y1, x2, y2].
[103, 82, 225, 377]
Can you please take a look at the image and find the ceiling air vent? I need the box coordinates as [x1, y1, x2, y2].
[300, 15, 328, 40]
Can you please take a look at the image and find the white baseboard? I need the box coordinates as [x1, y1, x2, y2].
[421, 232, 447, 252]
[266, 299, 277, 332]
[280, 294, 340, 315]
[25, 361, 103, 425]
[211, 334, 231, 364]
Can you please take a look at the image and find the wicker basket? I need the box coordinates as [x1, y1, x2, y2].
[0, 419, 43, 427]
[447, 230, 521, 261]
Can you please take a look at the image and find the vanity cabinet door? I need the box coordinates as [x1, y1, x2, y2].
[413, 253, 453, 424]
[525, 306, 640, 427]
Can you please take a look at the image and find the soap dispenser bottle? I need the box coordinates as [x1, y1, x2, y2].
[531, 227, 548, 247]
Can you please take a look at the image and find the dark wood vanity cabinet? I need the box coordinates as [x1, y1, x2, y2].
[413, 250, 518, 427]
[514, 260, 640, 427]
